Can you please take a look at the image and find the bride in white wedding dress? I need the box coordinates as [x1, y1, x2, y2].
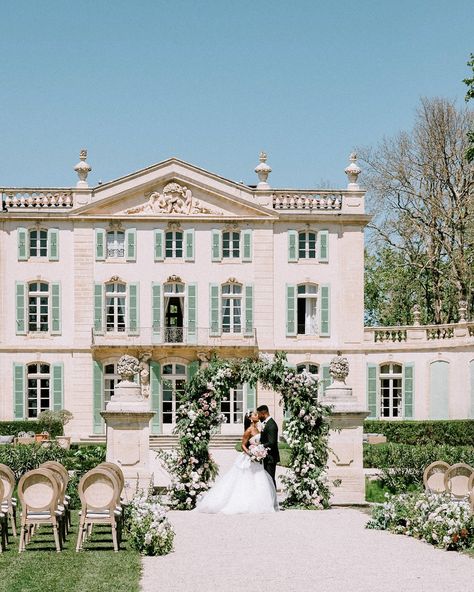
[195, 411, 278, 514]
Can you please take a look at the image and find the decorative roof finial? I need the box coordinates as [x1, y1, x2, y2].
[74, 149, 92, 188]
[344, 152, 361, 190]
[254, 151, 272, 190]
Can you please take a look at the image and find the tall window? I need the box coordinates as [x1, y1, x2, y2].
[104, 362, 119, 405]
[221, 385, 244, 425]
[105, 282, 126, 332]
[222, 231, 240, 258]
[298, 231, 316, 259]
[297, 284, 318, 335]
[106, 230, 125, 258]
[29, 229, 48, 258]
[165, 231, 183, 258]
[164, 282, 185, 342]
[222, 283, 242, 333]
[297, 363, 319, 376]
[27, 363, 50, 418]
[380, 363, 403, 418]
[28, 282, 49, 332]
[162, 363, 187, 425]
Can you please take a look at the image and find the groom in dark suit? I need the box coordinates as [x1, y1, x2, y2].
[257, 405, 280, 489]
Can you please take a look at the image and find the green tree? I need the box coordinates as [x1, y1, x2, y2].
[464, 52, 474, 162]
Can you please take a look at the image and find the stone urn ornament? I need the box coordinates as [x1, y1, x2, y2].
[329, 352, 350, 386]
[107, 354, 145, 407]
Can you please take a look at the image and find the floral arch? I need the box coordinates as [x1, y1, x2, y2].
[159, 352, 332, 509]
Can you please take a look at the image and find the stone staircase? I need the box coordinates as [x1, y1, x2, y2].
[78, 434, 240, 450]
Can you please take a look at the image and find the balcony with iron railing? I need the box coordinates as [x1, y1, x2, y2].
[91, 326, 258, 348]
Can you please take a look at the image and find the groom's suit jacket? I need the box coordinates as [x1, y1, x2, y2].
[260, 418, 280, 464]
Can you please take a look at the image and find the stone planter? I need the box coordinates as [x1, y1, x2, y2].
[55, 435, 71, 449]
[35, 433, 49, 443]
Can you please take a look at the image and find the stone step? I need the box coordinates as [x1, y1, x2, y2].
[77, 434, 240, 450]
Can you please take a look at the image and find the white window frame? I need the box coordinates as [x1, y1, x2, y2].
[28, 229, 48, 258]
[221, 384, 244, 425]
[106, 230, 125, 259]
[221, 283, 242, 333]
[28, 281, 49, 333]
[379, 363, 403, 419]
[26, 362, 51, 418]
[222, 231, 240, 259]
[104, 362, 120, 406]
[105, 282, 127, 333]
[165, 230, 184, 258]
[298, 231, 317, 259]
[296, 362, 319, 376]
[297, 283, 318, 335]
[161, 363, 187, 430]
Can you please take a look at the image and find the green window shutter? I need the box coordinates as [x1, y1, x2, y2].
[154, 229, 164, 261]
[403, 363, 414, 419]
[211, 229, 222, 262]
[13, 363, 25, 419]
[152, 283, 162, 342]
[184, 228, 195, 261]
[209, 284, 221, 336]
[150, 361, 161, 434]
[187, 361, 199, 382]
[430, 361, 449, 419]
[319, 364, 332, 398]
[286, 284, 297, 336]
[244, 284, 254, 336]
[50, 282, 61, 335]
[242, 229, 252, 262]
[317, 230, 329, 262]
[319, 284, 330, 336]
[125, 228, 137, 261]
[15, 282, 27, 335]
[187, 283, 197, 344]
[95, 228, 106, 261]
[128, 282, 139, 335]
[367, 363, 378, 419]
[288, 230, 298, 262]
[246, 383, 256, 412]
[52, 363, 64, 412]
[94, 283, 104, 335]
[93, 361, 104, 434]
[18, 228, 28, 261]
[48, 228, 59, 261]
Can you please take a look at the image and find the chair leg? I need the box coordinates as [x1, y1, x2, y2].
[76, 518, 86, 552]
[52, 523, 61, 553]
[111, 523, 119, 552]
[19, 524, 27, 553]
[10, 510, 17, 538]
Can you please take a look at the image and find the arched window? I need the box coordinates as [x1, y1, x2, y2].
[28, 282, 49, 332]
[105, 282, 126, 332]
[222, 231, 240, 258]
[296, 363, 319, 376]
[165, 230, 183, 258]
[29, 229, 48, 258]
[106, 230, 125, 258]
[379, 363, 403, 418]
[298, 231, 316, 259]
[163, 282, 185, 342]
[27, 362, 50, 418]
[222, 283, 242, 333]
[297, 283, 318, 335]
[221, 384, 244, 425]
[162, 363, 187, 427]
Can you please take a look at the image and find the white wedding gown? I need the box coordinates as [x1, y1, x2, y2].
[195, 434, 278, 514]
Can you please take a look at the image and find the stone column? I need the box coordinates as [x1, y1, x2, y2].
[101, 355, 154, 500]
[323, 354, 368, 505]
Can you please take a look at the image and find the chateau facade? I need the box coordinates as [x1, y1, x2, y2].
[1, 152, 473, 441]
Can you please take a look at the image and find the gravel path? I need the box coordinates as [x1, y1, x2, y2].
[141, 508, 474, 592]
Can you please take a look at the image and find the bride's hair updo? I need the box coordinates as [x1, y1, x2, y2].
[243, 409, 254, 431]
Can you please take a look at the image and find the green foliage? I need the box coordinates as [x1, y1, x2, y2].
[64, 445, 106, 508]
[464, 52, 474, 162]
[363, 442, 474, 492]
[0, 443, 69, 480]
[367, 491, 474, 551]
[365, 478, 391, 503]
[364, 419, 474, 446]
[0, 420, 63, 438]
[159, 352, 331, 510]
[37, 409, 73, 434]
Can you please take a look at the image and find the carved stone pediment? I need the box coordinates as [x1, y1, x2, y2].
[125, 182, 217, 215]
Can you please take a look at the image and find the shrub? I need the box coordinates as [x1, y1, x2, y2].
[364, 442, 474, 492]
[64, 445, 106, 508]
[364, 419, 474, 446]
[0, 443, 69, 480]
[367, 491, 474, 551]
[0, 420, 63, 438]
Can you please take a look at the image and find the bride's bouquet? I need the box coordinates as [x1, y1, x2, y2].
[248, 443, 269, 463]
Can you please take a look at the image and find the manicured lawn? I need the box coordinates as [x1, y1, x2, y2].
[0, 514, 141, 592]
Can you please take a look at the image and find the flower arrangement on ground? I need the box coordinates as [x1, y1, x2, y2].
[158, 351, 332, 510]
[367, 491, 474, 551]
[125, 489, 175, 556]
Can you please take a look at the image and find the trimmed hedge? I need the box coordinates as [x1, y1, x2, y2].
[364, 420, 474, 446]
[0, 420, 63, 438]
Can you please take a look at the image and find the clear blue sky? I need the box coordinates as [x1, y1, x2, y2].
[0, 0, 472, 188]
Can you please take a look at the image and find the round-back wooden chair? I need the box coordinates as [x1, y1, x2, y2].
[0, 463, 17, 536]
[76, 467, 121, 552]
[17, 468, 63, 552]
[444, 463, 474, 500]
[0, 480, 7, 552]
[423, 461, 451, 494]
[41, 462, 70, 536]
[98, 463, 125, 495]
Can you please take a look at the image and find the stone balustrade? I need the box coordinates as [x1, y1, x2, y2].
[365, 322, 474, 344]
[2, 189, 74, 209]
[272, 191, 343, 211]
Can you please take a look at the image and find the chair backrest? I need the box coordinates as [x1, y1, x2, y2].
[0, 463, 15, 503]
[98, 462, 125, 492]
[40, 463, 66, 503]
[0, 479, 4, 505]
[470, 485, 474, 514]
[423, 461, 451, 493]
[444, 463, 474, 499]
[18, 468, 59, 514]
[78, 468, 120, 513]
[41, 461, 70, 487]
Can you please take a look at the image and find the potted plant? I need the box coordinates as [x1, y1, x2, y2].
[37, 409, 73, 449]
